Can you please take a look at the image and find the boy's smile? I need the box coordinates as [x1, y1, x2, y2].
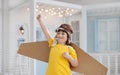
[56, 31, 68, 45]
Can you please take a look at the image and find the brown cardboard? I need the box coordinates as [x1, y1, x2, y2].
[18, 41, 108, 75]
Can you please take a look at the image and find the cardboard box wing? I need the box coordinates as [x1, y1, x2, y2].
[18, 41, 108, 75]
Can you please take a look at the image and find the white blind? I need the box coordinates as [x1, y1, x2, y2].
[87, 17, 120, 53]
[96, 18, 120, 52]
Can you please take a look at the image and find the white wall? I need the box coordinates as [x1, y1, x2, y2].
[9, 7, 29, 57]
[0, 0, 2, 73]
[0, 0, 1, 7]
[8, 5, 31, 74]
[0, 0, 2, 50]
[65, 13, 81, 23]
[80, 7, 87, 51]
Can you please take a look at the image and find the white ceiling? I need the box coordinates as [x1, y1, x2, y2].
[8, 0, 28, 9]
[7, 0, 120, 16]
[8, 0, 120, 9]
[56, 0, 120, 5]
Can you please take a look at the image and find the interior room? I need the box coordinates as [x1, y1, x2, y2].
[0, 0, 120, 75]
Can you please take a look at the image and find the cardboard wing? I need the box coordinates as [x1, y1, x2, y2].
[18, 41, 108, 75]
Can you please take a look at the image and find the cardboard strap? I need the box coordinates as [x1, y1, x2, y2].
[68, 46, 70, 53]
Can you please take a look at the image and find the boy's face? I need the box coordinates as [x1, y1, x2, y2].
[56, 31, 67, 45]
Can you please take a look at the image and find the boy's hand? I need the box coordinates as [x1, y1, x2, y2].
[63, 52, 70, 59]
[63, 52, 78, 67]
[37, 14, 41, 20]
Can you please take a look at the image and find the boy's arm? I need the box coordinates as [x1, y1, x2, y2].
[37, 15, 51, 41]
[63, 52, 78, 67]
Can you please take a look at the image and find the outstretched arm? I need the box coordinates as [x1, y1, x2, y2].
[37, 15, 51, 41]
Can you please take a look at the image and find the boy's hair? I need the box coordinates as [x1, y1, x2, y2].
[58, 24, 73, 34]
[55, 24, 73, 45]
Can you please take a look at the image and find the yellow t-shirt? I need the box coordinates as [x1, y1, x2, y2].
[46, 38, 77, 75]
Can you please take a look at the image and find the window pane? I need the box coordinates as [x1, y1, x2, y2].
[71, 21, 80, 46]
[87, 17, 120, 53]
[97, 18, 120, 52]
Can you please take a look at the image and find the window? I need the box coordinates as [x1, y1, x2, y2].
[71, 21, 80, 46]
[87, 17, 120, 53]
[95, 18, 120, 52]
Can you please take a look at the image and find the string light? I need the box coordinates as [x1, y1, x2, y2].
[27, 4, 79, 18]
[38, 7, 77, 17]
[27, 8, 30, 11]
